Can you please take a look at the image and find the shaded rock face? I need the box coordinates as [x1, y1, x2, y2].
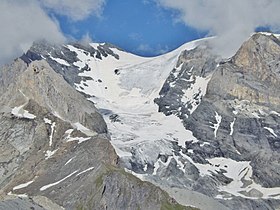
[155, 45, 218, 119]
[20, 41, 121, 87]
[154, 34, 280, 210]
[201, 34, 280, 179]
[0, 59, 190, 209]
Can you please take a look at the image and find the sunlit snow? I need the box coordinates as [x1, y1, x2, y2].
[264, 127, 277, 137]
[210, 112, 222, 138]
[229, 118, 236, 136]
[13, 180, 34, 191]
[64, 129, 91, 144]
[45, 149, 58, 160]
[76, 167, 94, 176]
[64, 157, 74, 166]
[49, 55, 70, 66]
[11, 105, 36, 119]
[73, 122, 97, 137]
[40, 170, 79, 191]
[68, 40, 206, 162]
[181, 74, 212, 114]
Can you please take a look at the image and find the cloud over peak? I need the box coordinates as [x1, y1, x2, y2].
[39, 0, 106, 21]
[0, 0, 105, 66]
[158, 0, 280, 57]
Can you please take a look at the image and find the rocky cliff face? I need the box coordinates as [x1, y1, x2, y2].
[0, 58, 192, 209]
[1, 33, 280, 210]
[155, 33, 280, 210]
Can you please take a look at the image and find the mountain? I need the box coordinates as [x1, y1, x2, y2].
[0, 51, 193, 209]
[0, 32, 280, 210]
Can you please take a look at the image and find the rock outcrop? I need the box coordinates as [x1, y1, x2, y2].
[155, 33, 280, 210]
[0, 59, 193, 209]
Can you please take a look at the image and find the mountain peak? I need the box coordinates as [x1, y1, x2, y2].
[233, 33, 280, 71]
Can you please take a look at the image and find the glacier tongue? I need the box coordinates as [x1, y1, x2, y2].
[65, 40, 235, 210]
[67, 40, 209, 167]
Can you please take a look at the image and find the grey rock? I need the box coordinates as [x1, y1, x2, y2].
[2, 32, 280, 210]
[0, 198, 45, 210]
[0, 56, 193, 210]
[153, 33, 280, 210]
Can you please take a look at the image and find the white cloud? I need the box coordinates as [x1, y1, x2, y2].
[158, 0, 280, 57]
[129, 33, 143, 41]
[80, 33, 94, 45]
[137, 43, 170, 55]
[142, 0, 152, 5]
[137, 44, 154, 53]
[39, 0, 106, 21]
[156, 45, 170, 54]
[0, 0, 106, 66]
[0, 0, 65, 66]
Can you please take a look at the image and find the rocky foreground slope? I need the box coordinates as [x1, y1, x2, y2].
[0, 60, 192, 209]
[1, 33, 280, 210]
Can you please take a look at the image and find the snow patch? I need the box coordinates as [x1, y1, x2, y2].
[40, 170, 79, 191]
[143, 163, 148, 172]
[64, 128, 91, 144]
[200, 142, 210, 147]
[76, 167, 94, 176]
[7, 191, 28, 198]
[73, 122, 97, 137]
[45, 149, 58, 160]
[184, 155, 280, 200]
[264, 127, 277, 137]
[67, 45, 89, 69]
[172, 63, 184, 78]
[64, 157, 74, 166]
[49, 124, 55, 146]
[181, 74, 212, 114]
[49, 55, 70, 66]
[210, 112, 222, 138]
[270, 111, 280, 117]
[233, 110, 238, 115]
[173, 155, 185, 173]
[11, 105, 36, 119]
[66, 136, 91, 144]
[251, 112, 261, 119]
[229, 118, 236, 136]
[44, 118, 56, 147]
[152, 159, 161, 175]
[152, 156, 173, 175]
[13, 180, 34, 191]
[232, 100, 268, 119]
[44, 118, 52, 124]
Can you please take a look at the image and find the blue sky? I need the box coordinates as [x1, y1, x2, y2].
[1, 0, 280, 66]
[55, 0, 205, 56]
